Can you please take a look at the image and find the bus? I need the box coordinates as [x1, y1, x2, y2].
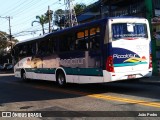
[12, 17, 152, 86]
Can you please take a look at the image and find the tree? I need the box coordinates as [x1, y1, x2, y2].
[0, 31, 18, 55]
[54, 9, 65, 29]
[45, 9, 53, 23]
[0, 31, 10, 52]
[54, 3, 86, 29]
[31, 15, 48, 35]
[74, 3, 87, 15]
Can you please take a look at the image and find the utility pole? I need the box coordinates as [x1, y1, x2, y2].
[8, 16, 12, 50]
[100, 0, 103, 19]
[48, 6, 51, 33]
[64, 0, 78, 27]
[0, 16, 12, 51]
[45, 6, 53, 33]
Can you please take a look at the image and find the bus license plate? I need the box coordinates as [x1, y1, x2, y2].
[128, 75, 136, 79]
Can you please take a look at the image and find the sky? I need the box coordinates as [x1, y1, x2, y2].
[0, 0, 98, 41]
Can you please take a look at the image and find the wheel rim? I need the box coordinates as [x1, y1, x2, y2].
[23, 72, 26, 80]
[58, 74, 65, 85]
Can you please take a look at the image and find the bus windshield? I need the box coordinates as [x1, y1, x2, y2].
[112, 23, 148, 40]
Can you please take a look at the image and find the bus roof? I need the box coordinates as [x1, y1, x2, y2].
[15, 18, 107, 46]
[46, 18, 107, 37]
[15, 17, 146, 46]
[15, 34, 47, 45]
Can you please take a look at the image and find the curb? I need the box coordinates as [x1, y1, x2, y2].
[0, 71, 14, 74]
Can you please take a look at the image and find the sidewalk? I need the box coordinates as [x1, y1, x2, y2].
[0, 70, 13, 74]
[141, 76, 160, 83]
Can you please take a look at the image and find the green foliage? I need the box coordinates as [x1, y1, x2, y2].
[0, 31, 9, 51]
[74, 3, 87, 15]
[32, 9, 53, 34]
[32, 13, 52, 35]
[0, 31, 18, 55]
[54, 3, 86, 29]
[54, 9, 65, 29]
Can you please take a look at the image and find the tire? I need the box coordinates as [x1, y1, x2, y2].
[56, 72, 66, 86]
[21, 71, 28, 81]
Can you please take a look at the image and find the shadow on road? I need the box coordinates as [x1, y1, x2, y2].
[0, 74, 160, 105]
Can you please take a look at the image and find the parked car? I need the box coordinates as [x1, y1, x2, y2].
[4, 63, 13, 70]
[1, 63, 13, 71]
[6, 64, 13, 70]
[0, 64, 4, 70]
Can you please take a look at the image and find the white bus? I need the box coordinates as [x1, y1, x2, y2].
[12, 17, 152, 86]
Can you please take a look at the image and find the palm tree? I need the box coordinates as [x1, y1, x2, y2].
[31, 15, 48, 35]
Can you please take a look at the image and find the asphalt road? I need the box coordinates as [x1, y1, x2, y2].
[0, 73, 160, 120]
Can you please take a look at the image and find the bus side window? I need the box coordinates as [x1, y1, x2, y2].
[32, 43, 37, 55]
[14, 47, 19, 56]
[76, 30, 88, 51]
[68, 35, 76, 51]
[19, 45, 27, 56]
[77, 40, 87, 50]
[14, 46, 19, 63]
[27, 44, 33, 56]
[90, 27, 100, 50]
[37, 41, 47, 56]
[59, 34, 75, 52]
[54, 39, 58, 52]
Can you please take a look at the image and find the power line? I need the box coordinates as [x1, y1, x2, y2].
[3, 0, 98, 40]
[12, 1, 60, 27]
[64, 0, 78, 27]
[1, 0, 29, 16]
[0, 1, 61, 29]
[12, 0, 95, 36]
[2, 0, 34, 16]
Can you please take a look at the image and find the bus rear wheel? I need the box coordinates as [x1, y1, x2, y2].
[56, 72, 66, 87]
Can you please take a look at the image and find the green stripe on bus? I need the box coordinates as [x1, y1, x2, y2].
[25, 68, 56, 74]
[24, 68, 103, 76]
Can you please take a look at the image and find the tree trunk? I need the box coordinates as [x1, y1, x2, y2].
[42, 24, 45, 35]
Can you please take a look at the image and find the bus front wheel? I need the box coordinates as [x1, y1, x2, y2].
[21, 70, 27, 81]
[56, 72, 66, 86]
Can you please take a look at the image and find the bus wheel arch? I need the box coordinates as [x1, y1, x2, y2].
[55, 68, 66, 86]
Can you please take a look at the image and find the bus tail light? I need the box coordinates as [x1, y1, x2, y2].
[106, 56, 115, 72]
[149, 54, 152, 69]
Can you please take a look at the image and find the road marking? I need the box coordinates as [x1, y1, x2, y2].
[3, 80, 160, 109]
[34, 86, 160, 109]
